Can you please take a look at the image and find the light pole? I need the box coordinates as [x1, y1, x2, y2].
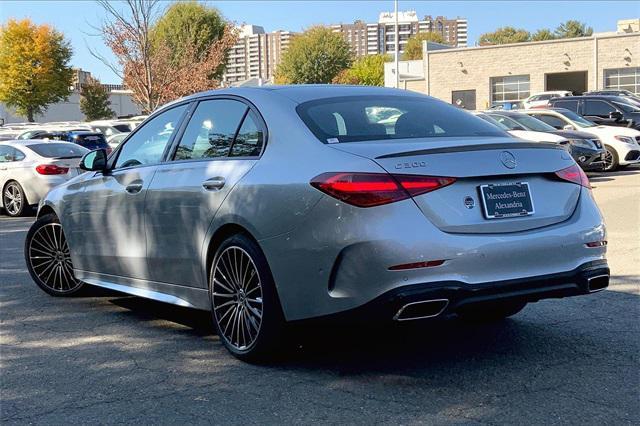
[394, 0, 399, 89]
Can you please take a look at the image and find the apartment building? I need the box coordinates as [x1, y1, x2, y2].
[223, 25, 294, 85]
[331, 11, 468, 58]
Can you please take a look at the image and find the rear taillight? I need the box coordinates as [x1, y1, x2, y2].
[310, 172, 456, 207]
[35, 164, 69, 175]
[555, 164, 590, 189]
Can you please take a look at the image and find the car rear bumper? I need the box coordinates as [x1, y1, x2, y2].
[293, 260, 609, 324]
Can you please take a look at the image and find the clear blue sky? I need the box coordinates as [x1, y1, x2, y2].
[1, 1, 638, 84]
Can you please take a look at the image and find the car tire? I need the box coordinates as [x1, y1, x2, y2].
[209, 234, 286, 363]
[603, 145, 619, 172]
[457, 301, 527, 322]
[24, 213, 84, 296]
[3, 181, 28, 217]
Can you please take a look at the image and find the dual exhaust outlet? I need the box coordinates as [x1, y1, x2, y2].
[393, 274, 609, 321]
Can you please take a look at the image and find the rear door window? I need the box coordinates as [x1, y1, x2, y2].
[584, 100, 616, 116]
[174, 99, 248, 161]
[230, 110, 265, 157]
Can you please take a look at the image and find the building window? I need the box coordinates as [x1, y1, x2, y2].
[604, 67, 640, 95]
[490, 75, 530, 105]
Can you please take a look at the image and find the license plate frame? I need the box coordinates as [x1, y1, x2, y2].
[479, 182, 535, 219]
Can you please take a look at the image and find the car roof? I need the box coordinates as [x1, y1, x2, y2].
[554, 95, 626, 100]
[485, 110, 526, 117]
[176, 85, 427, 105]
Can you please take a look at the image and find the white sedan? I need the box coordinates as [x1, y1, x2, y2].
[0, 140, 88, 216]
[525, 108, 640, 171]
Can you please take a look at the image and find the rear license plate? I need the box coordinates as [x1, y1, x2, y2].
[479, 182, 534, 219]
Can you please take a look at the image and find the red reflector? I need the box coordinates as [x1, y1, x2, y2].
[35, 164, 69, 175]
[389, 260, 446, 271]
[555, 164, 590, 189]
[310, 172, 456, 207]
[585, 241, 607, 248]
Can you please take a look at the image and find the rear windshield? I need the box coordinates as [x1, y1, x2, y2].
[297, 95, 505, 143]
[28, 143, 89, 158]
[75, 133, 107, 145]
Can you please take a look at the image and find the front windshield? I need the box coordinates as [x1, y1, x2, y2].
[613, 101, 640, 113]
[556, 109, 596, 128]
[509, 114, 557, 132]
[475, 113, 511, 131]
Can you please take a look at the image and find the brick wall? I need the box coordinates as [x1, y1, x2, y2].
[413, 33, 640, 109]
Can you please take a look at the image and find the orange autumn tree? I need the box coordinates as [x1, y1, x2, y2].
[0, 19, 73, 122]
[94, 0, 237, 113]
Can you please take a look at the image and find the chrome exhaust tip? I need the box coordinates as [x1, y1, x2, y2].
[586, 274, 609, 293]
[393, 299, 449, 321]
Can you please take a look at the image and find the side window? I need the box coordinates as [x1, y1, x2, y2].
[13, 148, 25, 161]
[230, 110, 264, 157]
[536, 115, 565, 129]
[114, 104, 187, 169]
[0, 146, 14, 162]
[553, 100, 579, 112]
[584, 100, 615, 116]
[174, 99, 247, 161]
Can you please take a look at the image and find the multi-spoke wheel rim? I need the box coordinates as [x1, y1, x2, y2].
[28, 223, 80, 294]
[3, 184, 22, 215]
[212, 246, 263, 351]
[603, 149, 614, 171]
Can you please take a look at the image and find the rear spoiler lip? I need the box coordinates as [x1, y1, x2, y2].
[376, 142, 562, 159]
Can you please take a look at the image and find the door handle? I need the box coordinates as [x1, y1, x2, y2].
[202, 177, 225, 191]
[125, 183, 143, 194]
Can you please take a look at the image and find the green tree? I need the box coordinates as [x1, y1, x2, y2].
[151, 1, 228, 78]
[0, 19, 73, 122]
[531, 29, 556, 41]
[402, 32, 446, 60]
[554, 20, 593, 39]
[479, 27, 531, 45]
[80, 76, 114, 120]
[275, 26, 352, 84]
[333, 54, 388, 86]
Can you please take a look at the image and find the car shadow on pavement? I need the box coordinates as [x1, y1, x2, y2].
[2, 280, 638, 423]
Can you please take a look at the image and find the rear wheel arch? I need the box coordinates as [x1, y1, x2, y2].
[205, 223, 260, 287]
[37, 205, 57, 219]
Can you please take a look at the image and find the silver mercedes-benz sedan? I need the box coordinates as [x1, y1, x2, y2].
[24, 86, 609, 361]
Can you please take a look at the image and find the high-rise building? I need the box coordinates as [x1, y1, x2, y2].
[223, 25, 295, 85]
[332, 11, 468, 58]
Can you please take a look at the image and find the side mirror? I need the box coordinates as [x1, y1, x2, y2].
[563, 124, 575, 131]
[609, 111, 623, 120]
[80, 149, 108, 171]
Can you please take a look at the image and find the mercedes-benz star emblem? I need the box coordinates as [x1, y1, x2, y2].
[500, 151, 517, 169]
[464, 196, 475, 209]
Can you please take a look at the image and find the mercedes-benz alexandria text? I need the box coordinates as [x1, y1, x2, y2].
[25, 86, 609, 361]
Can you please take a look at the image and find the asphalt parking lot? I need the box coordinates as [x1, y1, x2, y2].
[1, 167, 638, 425]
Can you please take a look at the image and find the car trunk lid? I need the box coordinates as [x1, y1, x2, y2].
[330, 137, 581, 234]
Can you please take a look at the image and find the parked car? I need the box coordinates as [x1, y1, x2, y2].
[31, 130, 112, 155]
[548, 95, 640, 130]
[485, 111, 604, 171]
[87, 120, 134, 136]
[525, 108, 640, 171]
[25, 86, 609, 361]
[1, 141, 88, 216]
[523, 91, 572, 109]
